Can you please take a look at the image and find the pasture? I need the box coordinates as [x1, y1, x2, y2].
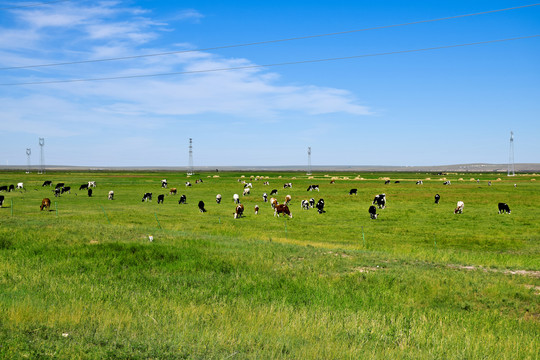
[0, 170, 539, 359]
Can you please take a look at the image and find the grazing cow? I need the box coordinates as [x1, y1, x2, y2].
[161, 179, 168, 188]
[498, 203, 511, 214]
[61, 186, 71, 194]
[79, 184, 89, 190]
[196, 179, 203, 184]
[88, 188, 93, 197]
[307, 185, 319, 192]
[416, 180, 423, 185]
[262, 193, 268, 202]
[384, 180, 391, 185]
[53, 188, 61, 197]
[178, 195, 187, 204]
[263, 181, 270, 186]
[0, 186, 7, 192]
[42, 181, 52, 187]
[88, 181, 96, 188]
[16, 182, 23, 189]
[216, 194, 222, 204]
[142, 193, 152, 202]
[233, 194, 240, 204]
[284, 195, 291, 205]
[0, 195, 4, 207]
[373, 194, 386, 209]
[244, 182, 252, 188]
[394, 181, 400, 184]
[309, 198, 315, 208]
[270, 189, 278, 196]
[40, 198, 51, 211]
[270, 198, 278, 209]
[169, 188, 177, 195]
[301, 200, 309, 210]
[234, 204, 244, 219]
[243, 187, 250, 196]
[274, 204, 292, 218]
[434, 194, 440, 204]
[283, 183, 292, 189]
[330, 180, 335, 184]
[349, 189, 358, 195]
[185, 182, 192, 187]
[157, 194, 165, 204]
[443, 181, 451, 186]
[316, 199, 325, 214]
[8, 185, 15, 192]
[198, 201, 206, 213]
[108, 191, 114, 200]
[454, 201, 464, 214]
[254, 205, 259, 215]
[369, 205, 378, 219]
[55, 183, 65, 189]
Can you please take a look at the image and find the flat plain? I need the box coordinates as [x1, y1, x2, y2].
[0, 170, 539, 359]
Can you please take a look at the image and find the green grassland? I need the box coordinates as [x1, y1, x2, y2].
[0, 171, 538, 359]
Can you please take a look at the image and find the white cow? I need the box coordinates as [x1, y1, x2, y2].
[454, 201, 464, 214]
[233, 194, 240, 204]
[88, 181, 96, 188]
[16, 182, 23, 189]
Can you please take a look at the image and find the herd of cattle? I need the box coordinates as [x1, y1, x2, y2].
[0, 177, 513, 220]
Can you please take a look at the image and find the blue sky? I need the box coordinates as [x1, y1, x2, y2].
[0, 0, 539, 167]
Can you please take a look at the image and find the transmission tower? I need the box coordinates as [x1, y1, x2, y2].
[508, 131, 515, 176]
[188, 138, 194, 175]
[38, 138, 45, 174]
[26, 148, 31, 173]
[307, 147, 312, 175]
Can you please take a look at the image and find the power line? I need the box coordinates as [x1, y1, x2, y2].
[1, 2, 539, 71]
[1, 34, 538, 86]
[0, 0, 71, 11]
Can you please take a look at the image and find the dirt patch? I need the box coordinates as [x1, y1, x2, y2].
[352, 266, 381, 273]
[448, 264, 540, 278]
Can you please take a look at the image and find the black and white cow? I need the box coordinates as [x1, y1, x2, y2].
[349, 189, 357, 195]
[301, 200, 309, 210]
[263, 181, 270, 186]
[416, 180, 423, 185]
[185, 182, 192, 187]
[498, 203, 511, 214]
[243, 187, 251, 196]
[79, 184, 89, 190]
[55, 183, 65, 189]
[42, 181, 52, 187]
[16, 182, 24, 190]
[54, 188, 61, 197]
[233, 194, 240, 204]
[142, 192, 152, 202]
[157, 194, 165, 204]
[0, 195, 4, 207]
[283, 183, 292, 189]
[270, 189, 278, 195]
[434, 194, 440, 204]
[443, 181, 451, 186]
[8, 185, 15, 192]
[309, 198, 315, 208]
[307, 185, 319, 192]
[262, 193, 268, 202]
[373, 194, 386, 209]
[384, 180, 391, 185]
[61, 186, 71, 194]
[108, 191, 114, 200]
[178, 195, 187, 204]
[88, 181, 96, 188]
[216, 194, 222, 204]
[368, 205, 378, 219]
[161, 179, 167, 188]
[316, 199, 325, 214]
[198, 200, 206, 212]
[0, 186, 7, 192]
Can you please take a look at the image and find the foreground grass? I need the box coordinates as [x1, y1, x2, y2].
[0, 171, 539, 359]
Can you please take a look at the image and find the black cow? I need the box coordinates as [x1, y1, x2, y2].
[0, 186, 7, 192]
[88, 188, 93, 197]
[316, 199, 325, 214]
[157, 194, 165, 204]
[42, 181, 52, 187]
[349, 189, 357, 195]
[307, 185, 319, 192]
[384, 180, 391, 185]
[55, 183, 65, 189]
[434, 194, 440, 204]
[373, 194, 386, 209]
[61, 186, 71, 194]
[178, 195, 187, 204]
[142, 193, 152, 202]
[198, 201, 206, 212]
[0, 195, 4, 207]
[369, 205, 378, 219]
[498, 203, 511, 214]
[79, 184, 89, 190]
[8, 185, 14, 192]
[270, 189, 278, 195]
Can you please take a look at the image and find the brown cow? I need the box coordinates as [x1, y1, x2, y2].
[254, 205, 259, 215]
[169, 188, 177, 195]
[40, 198, 51, 211]
[274, 204, 292, 218]
[234, 204, 244, 219]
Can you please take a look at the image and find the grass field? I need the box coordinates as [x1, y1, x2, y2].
[0, 170, 539, 359]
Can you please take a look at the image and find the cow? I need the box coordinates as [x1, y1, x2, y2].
[434, 194, 440, 204]
[216, 194, 222, 204]
[61, 186, 71, 194]
[384, 180, 391, 185]
[301, 200, 309, 210]
[488, 181, 492, 186]
[161, 179, 168, 188]
[169, 188, 177, 195]
[270, 189, 278, 195]
[307, 185, 319, 192]
[283, 183, 292, 189]
[416, 180, 423, 185]
[284, 195, 291, 205]
[142, 193, 152, 202]
[234, 204, 244, 219]
[316, 199, 325, 214]
[373, 194, 386, 209]
[55, 183, 64, 189]
[79, 184, 89, 190]
[263, 181, 270, 186]
[330, 180, 335, 184]
[244, 182, 252, 188]
[53, 188, 61, 197]
[40, 198, 51, 211]
[369, 205, 378, 219]
[185, 182, 192, 187]
[0, 186, 7, 192]
[262, 193, 268, 202]
[274, 204, 292, 218]
[454, 201, 464, 214]
[88, 188, 93, 197]
[16, 182, 23, 189]
[254, 205, 259, 215]
[349, 189, 358, 195]
[270, 197, 278, 209]
[498, 203, 511, 214]
[157, 194, 165, 204]
[243, 188, 251, 196]
[394, 181, 400, 184]
[108, 191, 114, 200]
[42, 181, 52, 187]
[233, 194, 240, 204]
[196, 179, 203, 184]
[88, 181, 96, 188]
[309, 198, 315, 208]
[178, 195, 187, 204]
[0, 195, 4, 207]
[8, 185, 15, 192]
[198, 201, 206, 213]
[443, 181, 451, 186]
